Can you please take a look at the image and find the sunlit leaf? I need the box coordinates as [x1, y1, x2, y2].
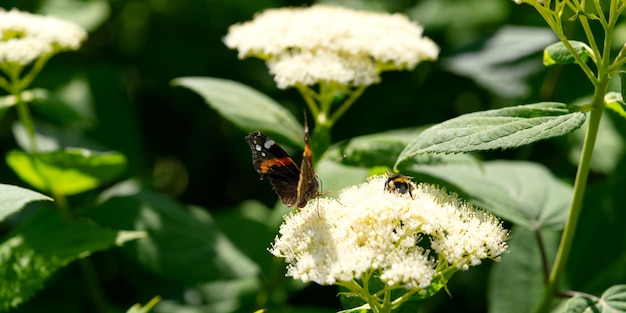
[607, 90, 626, 119]
[395, 102, 586, 168]
[0, 184, 51, 222]
[543, 41, 592, 66]
[6, 148, 127, 196]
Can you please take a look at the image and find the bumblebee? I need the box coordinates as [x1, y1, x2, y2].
[384, 172, 415, 198]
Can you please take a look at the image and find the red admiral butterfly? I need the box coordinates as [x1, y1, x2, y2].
[245, 118, 319, 208]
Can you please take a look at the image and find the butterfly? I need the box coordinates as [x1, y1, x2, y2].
[245, 118, 319, 208]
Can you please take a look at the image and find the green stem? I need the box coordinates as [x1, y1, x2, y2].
[329, 85, 366, 125]
[295, 84, 320, 118]
[0, 76, 10, 93]
[535, 77, 607, 313]
[55, 192, 108, 313]
[78, 258, 108, 313]
[536, 2, 598, 85]
[5, 57, 47, 153]
[19, 53, 51, 91]
[578, 15, 601, 62]
[318, 83, 334, 121]
[380, 287, 392, 313]
[610, 44, 626, 70]
[15, 94, 38, 152]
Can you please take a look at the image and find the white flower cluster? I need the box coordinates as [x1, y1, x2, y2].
[270, 176, 509, 288]
[0, 8, 87, 66]
[224, 5, 439, 89]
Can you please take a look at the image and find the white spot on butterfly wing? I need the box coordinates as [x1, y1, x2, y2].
[264, 140, 275, 149]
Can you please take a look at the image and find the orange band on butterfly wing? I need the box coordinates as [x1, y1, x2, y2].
[259, 157, 296, 173]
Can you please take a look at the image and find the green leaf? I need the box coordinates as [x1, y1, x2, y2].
[325, 127, 423, 168]
[325, 127, 478, 171]
[172, 77, 303, 146]
[601, 285, 626, 312]
[488, 227, 561, 313]
[6, 148, 127, 196]
[29, 75, 96, 127]
[215, 200, 275, 274]
[606, 91, 626, 119]
[86, 190, 259, 284]
[13, 121, 104, 153]
[562, 285, 626, 313]
[0, 184, 51, 222]
[395, 102, 586, 168]
[0, 204, 144, 312]
[197, 278, 261, 312]
[405, 160, 572, 230]
[168, 277, 261, 313]
[38, 0, 110, 31]
[410, 0, 509, 30]
[563, 296, 595, 313]
[443, 26, 555, 97]
[543, 41, 592, 66]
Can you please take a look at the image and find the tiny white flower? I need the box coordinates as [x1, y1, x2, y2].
[270, 175, 509, 290]
[0, 8, 87, 66]
[224, 5, 439, 89]
[267, 50, 380, 89]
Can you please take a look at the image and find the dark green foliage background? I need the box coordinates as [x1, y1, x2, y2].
[1, 0, 625, 312]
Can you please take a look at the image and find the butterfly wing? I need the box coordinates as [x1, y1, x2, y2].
[245, 131, 301, 207]
[294, 118, 319, 208]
